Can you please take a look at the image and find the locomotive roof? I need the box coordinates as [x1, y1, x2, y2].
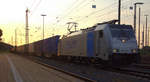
[82, 24, 132, 31]
[66, 24, 133, 38]
[109, 24, 133, 29]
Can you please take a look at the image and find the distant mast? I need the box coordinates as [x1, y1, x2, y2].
[25, 8, 29, 53]
[118, 0, 121, 25]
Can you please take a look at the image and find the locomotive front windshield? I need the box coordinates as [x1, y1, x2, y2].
[110, 25, 135, 39]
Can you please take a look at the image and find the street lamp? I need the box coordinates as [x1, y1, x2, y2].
[118, 0, 121, 25]
[145, 14, 148, 46]
[15, 28, 17, 52]
[41, 14, 47, 40]
[133, 2, 144, 48]
[41, 14, 46, 56]
[133, 2, 144, 34]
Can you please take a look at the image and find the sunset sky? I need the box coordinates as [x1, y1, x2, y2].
[0, 0, 150, 46]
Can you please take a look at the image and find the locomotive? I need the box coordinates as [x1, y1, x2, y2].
[13, 20, 140, 65]
[58, 21, 139, 64]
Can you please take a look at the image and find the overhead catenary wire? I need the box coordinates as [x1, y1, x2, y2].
[68, 0, 93, 15]
[74, 0, 133, 29]
[58, 0, 90, 23]
[75, 1, 118, 23]
[29, 0, 37, 11]
[50, 0, 92, 34]
[75, 0, 131, 23]
[49, 0, 83, 30]
[29, 0, 42, 16]
[59, 0, 121, 30]
[25, 0, 149, 43]
[76, 0, 136, 24]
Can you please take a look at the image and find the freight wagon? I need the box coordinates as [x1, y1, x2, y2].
[14, 35, 60, 57]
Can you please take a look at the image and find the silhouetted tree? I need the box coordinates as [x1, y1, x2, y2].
[0, 29, 2, 41]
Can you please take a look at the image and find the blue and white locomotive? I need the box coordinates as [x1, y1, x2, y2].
[58, 21, 140, 64]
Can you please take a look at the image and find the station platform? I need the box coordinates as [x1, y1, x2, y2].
[0, 53, 84, 82]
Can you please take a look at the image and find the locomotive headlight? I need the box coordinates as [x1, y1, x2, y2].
[113, 49, 119, 53]
[132, 49, 136, 53]
[122, 39, 126, 43]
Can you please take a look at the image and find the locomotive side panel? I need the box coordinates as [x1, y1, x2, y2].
[94, 25, 112, 61]
[59, 33, 87, 57]
[86, 31, 95, 57]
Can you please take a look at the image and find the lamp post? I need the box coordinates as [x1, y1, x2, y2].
[133, 2, 144, 48]
[41, 14, 46, 40]
[41, 14, 46, 56]
[145, 15, 148, 46]
[138, 7, 141, 48]
[118, 0, 121, 25]
[15, 28, 17, 52]
[133, 2, 144, 34]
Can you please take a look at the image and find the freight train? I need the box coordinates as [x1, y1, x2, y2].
[12, 21, 140, 65]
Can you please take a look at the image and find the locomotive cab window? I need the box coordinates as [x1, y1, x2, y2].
[99, 30, 103, 38]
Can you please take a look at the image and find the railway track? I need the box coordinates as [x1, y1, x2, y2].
[29, 56, 150, 81]
[18, 54, 150, 82]
[23, 55, 96, 82]
[133, 64, 150, 69]
[90, 63, 150, 80]
[111, 67, 150, 79]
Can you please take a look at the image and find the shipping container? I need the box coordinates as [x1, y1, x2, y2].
[28, 43, 34, 55]
[33, 40, 42, 56]
[43, 35, 60, 57]
[16, 45, 25, 54]
[33, 35, 60, 57]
